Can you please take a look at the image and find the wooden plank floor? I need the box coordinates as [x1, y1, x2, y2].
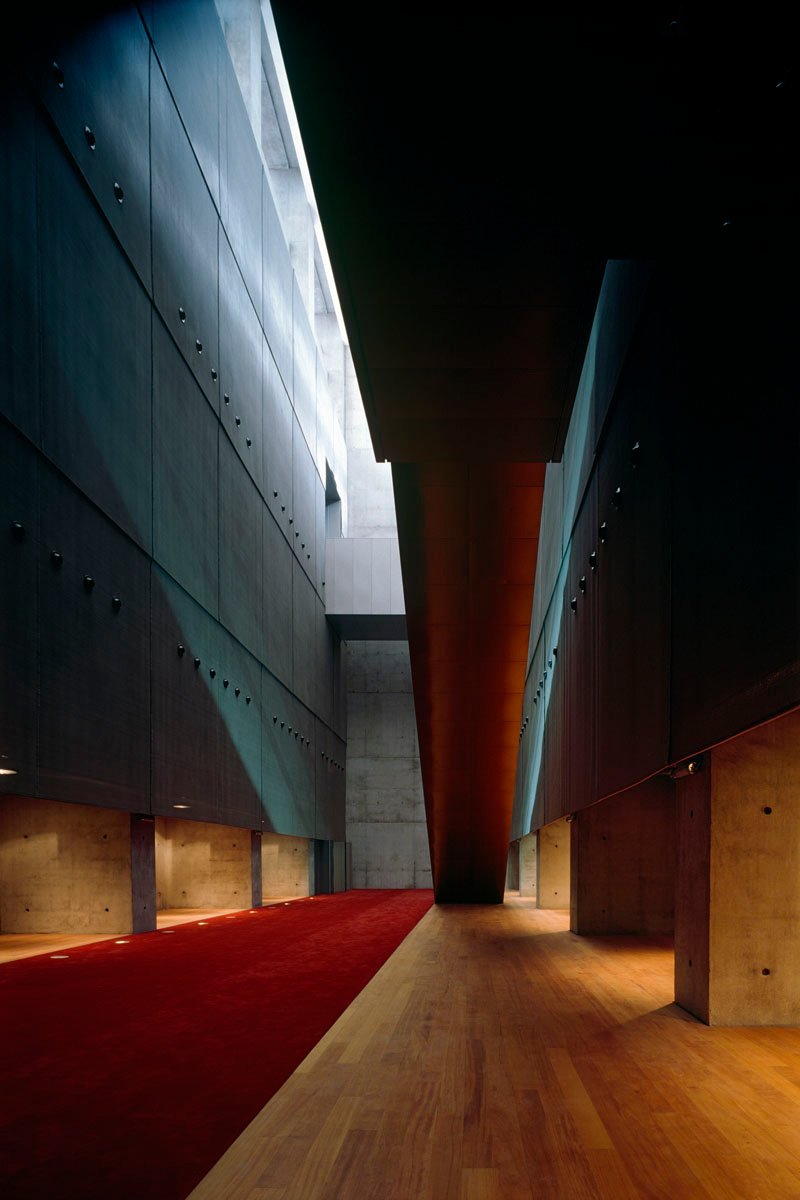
[189, 896, 800, 1200]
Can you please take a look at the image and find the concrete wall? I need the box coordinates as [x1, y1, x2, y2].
[345, 357, 397, 539]
[537, 817, 570, 909]
[676, 707, 800, 1025]
[0, 796, 132, 933]
[0, 5, 349, 859]
[155, 817, 252, 909]
[519, 832, 537, 897]
[513, 254, 800, 838]
[345, 641, 431, 888]
[570, 779, 675, 935]
[261, 832, 310, 897]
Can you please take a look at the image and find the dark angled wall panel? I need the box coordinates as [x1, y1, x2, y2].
[541, 600, 566, 827]
[151, 567, 220, 822]
[670, 262, 800, 759]
[30, 5, 152, 292]
[263, 506, 293, 688]
[292, 418, 316, 585]
[219, 434, 263, 661]
[314, 600, 333, 726]
[263, 344, 293, 540]
[316, 724, 346, 842]
[220, 49, 262, 321]
[153, 317, 219, 618]
[261, 670, 315, 836]
[596, 300, 671, 796]
[38, 467, 150, 810]
[215, 625, 262, 830]
[150, 0, 222, 209]
[0, 90, 39, 444]
[292, 559, 317, 713]
[331, 637, 347, 741]
[0, 427, 39, 795]
[151, 56, 220, 408]
[38, 116, 152, 552]
[219, 232, 265, 493]
[314, 474, 326, 597]
[562, 478, 598, 813]
[262, 174, 294, 398]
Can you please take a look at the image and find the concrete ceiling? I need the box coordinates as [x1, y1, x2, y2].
[271, 3, 795, 899]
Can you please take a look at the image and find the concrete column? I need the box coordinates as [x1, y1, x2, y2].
[675, 708, 800, 1025]
[333, 841, 346, 892]
[250, 830, 262, 907]
[536, 817, 570, 908]
[130, 814, 157, 934]
[505, 841, 520, 891]
[261, 832, 310, 898]
[155, 817, 253, 910]
[570, 778, 675, 935]
[520, 831, 537, 897]
[0, 795, 134, 934]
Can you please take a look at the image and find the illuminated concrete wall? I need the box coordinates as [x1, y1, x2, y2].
[0, 796, 133, 934]
[261, 832, 310, 897]
[345, 642, 430, 889]
[0, 3, 348, 865]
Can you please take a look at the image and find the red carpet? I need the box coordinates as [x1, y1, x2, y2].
[0, 889, 433, 1199]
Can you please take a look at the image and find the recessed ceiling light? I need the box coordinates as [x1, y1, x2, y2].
[0, 768, 17, 776]
[115, 940, 129, 944]
[172, 803, 190, 810]
[160, 930, 175, 934]
[50, 954, 69, 959]
[197, 921, 208, 926]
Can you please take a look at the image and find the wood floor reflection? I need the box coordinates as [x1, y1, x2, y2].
[189, 896, 800, 1199]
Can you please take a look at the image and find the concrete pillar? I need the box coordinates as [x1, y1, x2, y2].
[130, 814, 157, 933]
[155, 817, 253, 910]
[0, 795, 137, 934]
[570, 778, 675, 935]
[333, 841, 347, 892]
[505, 841, 520, 891]
[261, 832, 310, 898]
[675, 708, 800, 1026]
[536, 817, 570, 908]
[250, 830, 262, 907]
[519, 831, 537, 897]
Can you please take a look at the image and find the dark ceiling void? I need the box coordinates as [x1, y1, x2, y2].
[272, 2, 797, 900]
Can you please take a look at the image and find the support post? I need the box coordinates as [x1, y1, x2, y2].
[675, 708, 800, 1025]
[536, 817, 570, 908]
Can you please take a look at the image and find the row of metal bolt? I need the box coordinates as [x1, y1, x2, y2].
[176, 644, 252, 703]
[521, 443, 643, 741]
[9, 522, 124, 609]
